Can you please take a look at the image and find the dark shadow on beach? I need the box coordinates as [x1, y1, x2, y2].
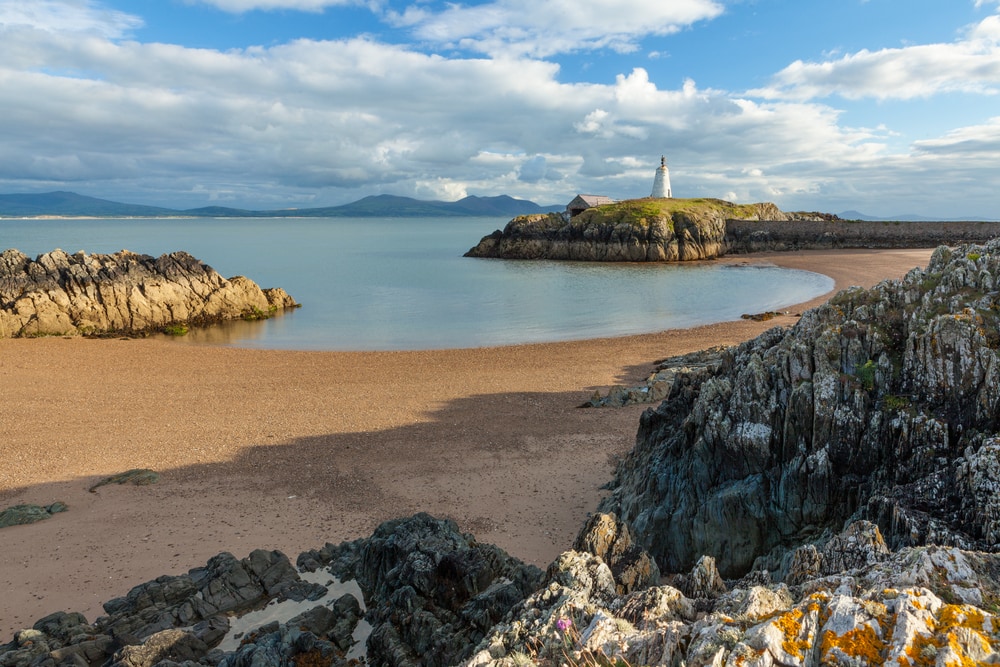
[0, 385, 648, 635]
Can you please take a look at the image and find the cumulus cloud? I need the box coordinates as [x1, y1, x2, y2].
[389, 0, 723, 57]
[2, 0, 1000, 217]
[751, 13, 1000, 101]
[0, 0, 142, 38]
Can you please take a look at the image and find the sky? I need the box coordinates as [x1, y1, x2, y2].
[1, 1, 999, 217]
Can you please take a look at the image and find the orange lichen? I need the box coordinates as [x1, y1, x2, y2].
[901, 631, 940, 667]
[774, 608, 812, 659]
[821, 625, 886, 664]
[900, 604, 999, 667]
[937, 604, 987, 634]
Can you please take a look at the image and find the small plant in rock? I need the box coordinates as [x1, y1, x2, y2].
[855, 360, 877, 392]
[162, 323, 188, 336]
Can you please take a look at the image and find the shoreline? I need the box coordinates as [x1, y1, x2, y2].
[0, 248, 932, 636]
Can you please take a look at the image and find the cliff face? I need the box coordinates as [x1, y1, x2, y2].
[601, 239, 1000, 579]
[465, 198, 788, 261]
[0, 248, 297, 337]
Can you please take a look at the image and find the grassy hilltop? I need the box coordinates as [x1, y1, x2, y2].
[575, 197, 788, 230]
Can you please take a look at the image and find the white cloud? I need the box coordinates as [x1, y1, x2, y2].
[751, 13, 1000, 101]
[0, 0, 141, 38]
[391, 0, 723, 57]
[2, 1, 1000, 217]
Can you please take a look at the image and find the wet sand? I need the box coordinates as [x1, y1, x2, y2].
[0, 248, 932, 635]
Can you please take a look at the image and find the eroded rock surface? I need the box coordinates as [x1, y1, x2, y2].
[0, 248, 297, 337]
[602, 239, 1000, 579]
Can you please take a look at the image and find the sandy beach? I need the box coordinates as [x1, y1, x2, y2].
[0, 248, 932, 636]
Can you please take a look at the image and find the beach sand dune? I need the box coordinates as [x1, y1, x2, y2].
[0, 249, 931, 635]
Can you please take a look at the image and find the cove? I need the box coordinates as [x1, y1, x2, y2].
[0, 216, 834, 350]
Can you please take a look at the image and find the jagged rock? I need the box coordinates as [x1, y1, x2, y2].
[0, 248, 297, 338]
[669, 555, 727, 599]
[572, 513, 660, 594]
[821, 520, 890, 575]
[356, 513, 543, 667]
[601, 240, 1000, 578]
[588, 347, 726, 408]
[785, 544, 824, 586]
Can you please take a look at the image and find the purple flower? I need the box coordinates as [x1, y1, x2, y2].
[556, 618, 572, 632]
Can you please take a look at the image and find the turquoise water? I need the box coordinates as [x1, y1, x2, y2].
[0, 217, 834, 350]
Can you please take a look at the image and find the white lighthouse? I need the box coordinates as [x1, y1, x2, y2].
[650, 155, 672, 198]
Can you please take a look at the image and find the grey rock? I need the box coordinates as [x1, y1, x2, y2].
[0, 248, 297, 338]
[601, 240, 1000, 578]
[573, 513, 660, 594]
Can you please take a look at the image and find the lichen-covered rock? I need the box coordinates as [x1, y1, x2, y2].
[601, 239, 1000, 579]
[0, 248, 297, 337]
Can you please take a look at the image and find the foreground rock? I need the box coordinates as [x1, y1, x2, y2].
[602, 238, 1000, 580]
[465, 198, 789, 261]
[1, 514, 542, 667]
[6, 514, 999, 666]
[0, 248, 297, 338]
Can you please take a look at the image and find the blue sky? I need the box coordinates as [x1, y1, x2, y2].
[1, 0, 999, 217]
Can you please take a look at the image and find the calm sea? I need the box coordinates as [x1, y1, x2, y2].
[0, 216, 834, 350]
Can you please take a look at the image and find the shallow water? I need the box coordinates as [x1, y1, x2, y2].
[0, 216, 833, 350]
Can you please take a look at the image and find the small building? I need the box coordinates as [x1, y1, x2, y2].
[567, 194, 614, 217]
[651, 155, 672, 198]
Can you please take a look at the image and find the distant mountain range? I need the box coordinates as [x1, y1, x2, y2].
[1, 192, 992, 222]
[0, 191, 564, 218]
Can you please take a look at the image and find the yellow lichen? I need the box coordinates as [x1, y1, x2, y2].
[774, 608, 811, 659]
[821, 625, 886, 664]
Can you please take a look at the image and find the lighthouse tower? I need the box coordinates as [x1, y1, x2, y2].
[650, 155, 672, 198]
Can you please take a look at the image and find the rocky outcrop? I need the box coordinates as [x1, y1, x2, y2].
[601, 238, 1000, 581]
[0, 514, 541, 667]
[465, 198, 788, 261]
[6, 515, 1000, 666]
[305, 513, 544, 667]
[466, 520, 1000, 666]
[0, 248, 297, 337]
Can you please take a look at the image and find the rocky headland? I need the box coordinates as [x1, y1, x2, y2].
[0, 249, 297, 338]
[465, 198, 1000, 261]
[6, 240, 1000, 665]
[464, 198, 788, 262]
